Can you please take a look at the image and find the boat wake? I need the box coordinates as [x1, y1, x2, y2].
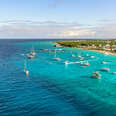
[65, 57, 99, 64]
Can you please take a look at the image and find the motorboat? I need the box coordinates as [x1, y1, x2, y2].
[24, 69, 29, 76]
[81, 61, 90, 66]
[101, 67, 110, 72]
[72, 54, 75, 57]
[104, 52, 109, 55]
[80, 57, 84, 60]
[91, 72, 101, 79]
[64, 61, 69, 65]
[77, 52, 82, 58]
[101, 61, 107, 64]
[77, 54, 82, 58]
[91, 56, 95, 58]
[112, 72, 116, 74]
[53, 57, 61, 61]
[77, 55, 81, 58]
[86, 54, 89, 57]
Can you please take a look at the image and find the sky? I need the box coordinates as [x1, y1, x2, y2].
[0, 0, 116, 39]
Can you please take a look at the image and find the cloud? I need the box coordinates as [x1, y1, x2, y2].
[94, 24, 116, 38]
[0, 20, 116, 39]
[59, 29, 96, 38]
[0, 20, 81, 26]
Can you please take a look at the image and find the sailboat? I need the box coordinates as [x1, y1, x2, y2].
[24, 60, 29, 76]
[30, 45, 36, 56]
[53, 49, 60, 61]
[86, 54, 89, 57]
[26, 53, 34, 59]
[77, 53, 82, 58]
[26, 45, 36, 59]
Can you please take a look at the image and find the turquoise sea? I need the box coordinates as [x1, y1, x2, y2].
[0, 39, 116, 116]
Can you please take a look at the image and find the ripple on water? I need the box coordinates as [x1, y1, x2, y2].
[0, 40, 116, 116]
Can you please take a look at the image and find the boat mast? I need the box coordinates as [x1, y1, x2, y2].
[31, 45, 34, 52]
[55, 49, 56, 58]
[24, 59, 29, 76]
[24, 60, 27, 71]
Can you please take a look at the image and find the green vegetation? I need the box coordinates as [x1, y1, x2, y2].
[57, 40, 116, 52]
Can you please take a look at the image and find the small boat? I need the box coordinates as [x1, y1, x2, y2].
[101, 67, 110, 72]
[53, 50, 60, 61]
[31, 51, 36, 56]
[91, 56, 95, 58]
[86, 54, 89, 57]
[112, 72, 116, 74]
[91, 72, 101, 79]
[80, 57, 84, 60]
[24, 69, 29, 76]
[77, 52, 82, 58]
[26, 45, 36, 59]
[104, 52, 109, 55]
[72, 54, 75, 57]
[26, 53, 34, 59]
[81, 61, 90, 66]
[48, 62, 52, 64]
[24, 60, 29, 76]
[77, 54, 82, 58]
[53, 57, 60, 61]
[101, 61, 107, 64]
[64, 61, 69, 65]
[31, 45, 36, 56]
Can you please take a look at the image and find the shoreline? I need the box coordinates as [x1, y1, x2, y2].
[87, 49, 116, 56]
[55, 42, 116, 56]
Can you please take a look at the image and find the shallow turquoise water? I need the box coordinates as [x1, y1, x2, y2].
[1, 40, 116, 116]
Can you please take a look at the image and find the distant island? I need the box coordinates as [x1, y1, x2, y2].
[56, 40, 116, 55]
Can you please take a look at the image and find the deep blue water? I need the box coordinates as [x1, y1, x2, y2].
[0, 39, 116, 116]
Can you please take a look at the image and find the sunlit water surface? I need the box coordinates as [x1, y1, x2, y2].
[0, 39, 116, 116]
